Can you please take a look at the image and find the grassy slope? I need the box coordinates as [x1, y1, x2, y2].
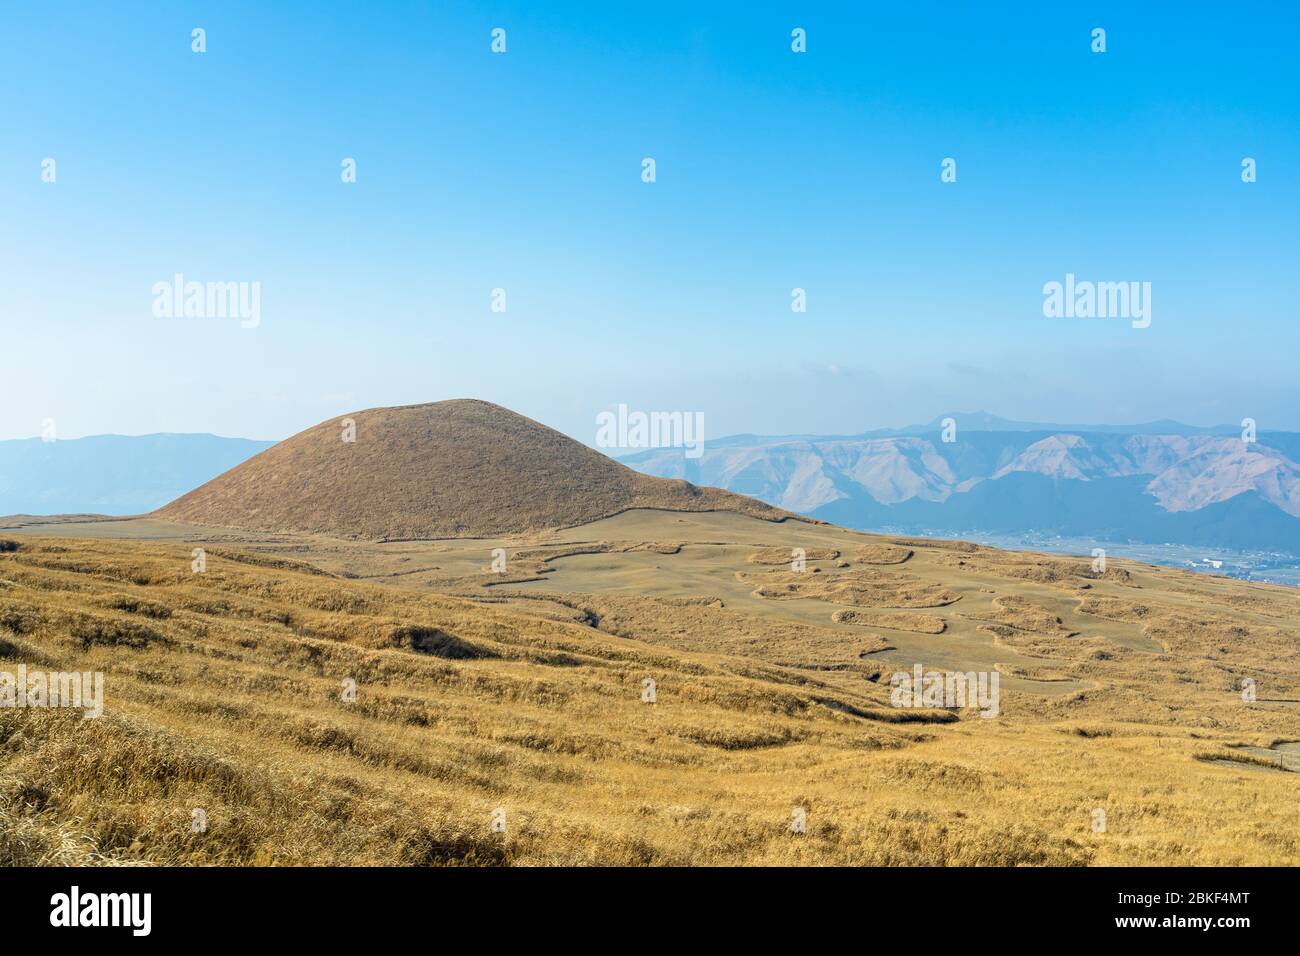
[2, 531, 1299, 866]
[157, 400, 789, 540]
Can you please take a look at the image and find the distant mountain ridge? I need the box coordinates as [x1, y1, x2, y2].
[7, 412, 1294, 552]
[658, 412, 1245, 448]
[0, 434, 275, 516]
[621, 415, 1300, 553]
[912, 411, 1241, 437]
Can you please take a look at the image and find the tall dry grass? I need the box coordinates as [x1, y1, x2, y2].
[1, 535, 1298, 865]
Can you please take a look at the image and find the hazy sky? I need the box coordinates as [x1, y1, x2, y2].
[3, 1, 1297, 443]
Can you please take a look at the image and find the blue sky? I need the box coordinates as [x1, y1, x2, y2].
[2, 1, 1297, 443]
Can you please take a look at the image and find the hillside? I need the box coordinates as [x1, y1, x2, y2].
[3, 508, 1299, 865]
[157, 400, 788, 540]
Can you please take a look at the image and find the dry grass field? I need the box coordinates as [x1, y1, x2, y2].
[3, 505, 1299, 866]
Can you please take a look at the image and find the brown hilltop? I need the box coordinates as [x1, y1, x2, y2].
[157, 399, 795, 540]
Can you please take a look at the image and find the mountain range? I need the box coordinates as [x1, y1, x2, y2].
[620, 415, 1300, 553]
[6, 411, 1298, 553]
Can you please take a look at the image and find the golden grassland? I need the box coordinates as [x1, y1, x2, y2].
[1, 512, 1299, 866]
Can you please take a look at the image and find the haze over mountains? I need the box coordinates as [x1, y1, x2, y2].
[621, 415, 1300, 553]
[6, 409, 1298, 554]
[0, 433, 274, 516]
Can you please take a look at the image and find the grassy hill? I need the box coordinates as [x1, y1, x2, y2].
[157, 400, 789, 540]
